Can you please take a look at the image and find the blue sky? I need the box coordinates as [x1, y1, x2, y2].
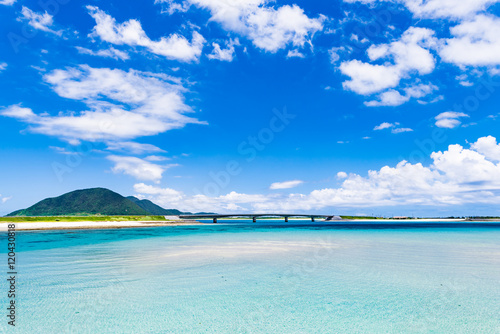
[1, 0, 500, 216]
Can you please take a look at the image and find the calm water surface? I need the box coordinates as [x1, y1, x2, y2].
[3, 221, 500, 333]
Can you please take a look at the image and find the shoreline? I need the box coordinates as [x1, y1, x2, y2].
[0, 220, 203, 231]
[1, 217, 489, 232]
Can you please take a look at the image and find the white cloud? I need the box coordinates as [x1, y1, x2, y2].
[345, 0, 500, 19]
[0, 0, 16, 5]
[406, 0, 499, 19]
[76, 46, 129, 61]
[373, 121, 412, 133]
[19, 6, 62, 36]
[184, 0, 324, 52]
[87, 6, 205, 62]
[134, 182, 185, 202]
[108, 156, 176, 182]
[328, 47, 341, 63]
[470, 135, 500, 162]
[0, 193, 12, 204]
[286, 49, 305, 58]
[440, 14, 500, 66]
[133, 136, 500, 212]
[269, 180, 304, 190]
[1, 105, 36, 119]
[1, 66, 204, 143]
[207, 39, 238, 61]
[155, 0, 191, 15]
[339, 60, 401, 95]
[0, 63, 7, 72]
[374, 122, 396, 130]
[391, 127, 413, 133]
[367, 82, 441, 107]
[340, 27, 437, 96]
[435, 111, 469, 128]
[145, 155, 170, 162]
[337, 171, 348, 179]
[365, 90, 408, 107]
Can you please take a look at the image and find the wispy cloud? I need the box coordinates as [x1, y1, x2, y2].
[374, 122, 413, 133]
[76, 46, 129, 61]
[270, 180, 304, 190]
[87, 6, 205, 62]
[19, 6, 62, 35]
[107, 155, 178, 183]
[207, 39, 239, 61]
[1, 66, 204, 144]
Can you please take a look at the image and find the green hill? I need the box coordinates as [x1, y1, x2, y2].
[126, 196, 184, 215]
[7, 188, 149, 216]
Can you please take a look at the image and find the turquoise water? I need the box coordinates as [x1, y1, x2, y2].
[3, 221, 500, 333]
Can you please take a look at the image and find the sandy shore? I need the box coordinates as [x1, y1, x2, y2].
[0, 220, 203, 231]
[1, 218, 479, 232]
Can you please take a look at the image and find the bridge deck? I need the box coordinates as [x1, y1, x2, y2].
[178, 214, 337, 223]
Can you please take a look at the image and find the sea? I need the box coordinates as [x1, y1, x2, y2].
[3, 220, 500, 333]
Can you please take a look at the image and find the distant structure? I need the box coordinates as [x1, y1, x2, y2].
[179, 214, 340, 224]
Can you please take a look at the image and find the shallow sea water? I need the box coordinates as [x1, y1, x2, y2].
[3, 221, 500, 333]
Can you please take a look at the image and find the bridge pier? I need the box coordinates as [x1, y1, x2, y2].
[252, 217, 256, 223]
[213, 218, 217, 224]
[285, 217, 288, 222]
[311, 217, 315, 222]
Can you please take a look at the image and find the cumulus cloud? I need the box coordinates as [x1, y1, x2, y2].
[345, 0, 499, 19]
[76, 46, 129, 61]
[0, 65, 204, 144]
[108, 156, 177, 182]
[181, 0, 324, 52]
[365, 83, 438, 107]
[440, 14, 500, 66]
[87, 6, 205, 62]
[269, 180, 304, 190]
[435, 111, 469, 128]
[0, 0, 16, 5]
[470, 135, 500, 162]
[19, 6, 62, 35]
[134, 136, 500, 212]
[340, 27, 437, 96]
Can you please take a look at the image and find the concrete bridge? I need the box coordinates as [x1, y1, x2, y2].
[178, 214, 341, 223]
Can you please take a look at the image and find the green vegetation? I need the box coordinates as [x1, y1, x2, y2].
[0, 215, 168, 222]
[7, 188, 149, 216]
